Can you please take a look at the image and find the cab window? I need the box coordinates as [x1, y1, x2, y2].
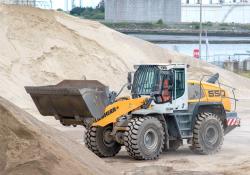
[174, 69, 185, 99]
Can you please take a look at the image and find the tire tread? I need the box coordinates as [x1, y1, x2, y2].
[190, 112, 224, 155]
[124, 116, 164, 160]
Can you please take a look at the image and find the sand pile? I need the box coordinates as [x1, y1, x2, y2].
[0, 4, 250, 112]
[0, 96, 118, 175]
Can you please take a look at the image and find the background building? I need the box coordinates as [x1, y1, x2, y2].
[105, 0, 181, 23]
[181, 0, 250, 23]
[182, 0, 249, 4]
[182, 3, 250, 23]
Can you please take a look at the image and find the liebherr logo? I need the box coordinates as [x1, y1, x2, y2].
[103, 106, 119, 117]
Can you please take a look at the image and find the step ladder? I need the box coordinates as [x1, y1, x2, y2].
[172, 113, 193, 139]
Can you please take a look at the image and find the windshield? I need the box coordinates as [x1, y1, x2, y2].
[131, 65, 160, 96]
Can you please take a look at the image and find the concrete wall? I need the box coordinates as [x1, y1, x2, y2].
[182, 4, 250, 23]
[224, 61, 240, 72]
[243, 59, 250, 71]
[105, 0, 181, 23]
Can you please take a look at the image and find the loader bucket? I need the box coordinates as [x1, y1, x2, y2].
[25, 80, 109, 125]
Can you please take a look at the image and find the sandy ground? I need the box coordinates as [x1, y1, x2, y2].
[0, 97, 119, 175]
[0, 4, 250, 175]
[58, 99, 249, 175]
[105, 99, 250, 175]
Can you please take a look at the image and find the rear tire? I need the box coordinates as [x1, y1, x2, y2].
[124, 116, 164, 160]
[190, 112, 224, 155]
[85, 125, 121, 157]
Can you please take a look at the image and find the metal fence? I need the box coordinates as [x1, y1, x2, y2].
[0, 0, 35, 6]
[204, 53, 250, 72]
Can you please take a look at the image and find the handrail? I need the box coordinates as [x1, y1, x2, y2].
[198, 74, 238, 111]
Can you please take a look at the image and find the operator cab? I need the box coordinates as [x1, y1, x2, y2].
[129, 64, 188, 113]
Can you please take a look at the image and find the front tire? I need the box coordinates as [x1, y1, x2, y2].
[124, 116, 164, 160]
[85, 125, 121, 157]
[190, 112, 224, 155]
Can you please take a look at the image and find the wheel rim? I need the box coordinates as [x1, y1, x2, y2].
[143, 128, 158, 150]
[204, 125, 219, 145]
[103, 127, 114, 147]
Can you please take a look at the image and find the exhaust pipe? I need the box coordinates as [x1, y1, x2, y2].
[207, 73, 219, 84]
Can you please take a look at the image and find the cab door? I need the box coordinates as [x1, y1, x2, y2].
[172, 68, 188, 111]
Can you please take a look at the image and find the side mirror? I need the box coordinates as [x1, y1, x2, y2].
[127, 72, 132, 90]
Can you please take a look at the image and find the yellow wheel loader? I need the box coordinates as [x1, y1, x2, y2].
[25, 64, 240, 160]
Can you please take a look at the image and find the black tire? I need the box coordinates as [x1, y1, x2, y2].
[124, 116, 164, 160]
[169, 140, 183, 151]
[84, 125, 121, 157]
[190, 112, 224, 155]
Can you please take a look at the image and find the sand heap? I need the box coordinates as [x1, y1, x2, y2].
[1, 4, 250, 112]
[0, 96, 118, 175]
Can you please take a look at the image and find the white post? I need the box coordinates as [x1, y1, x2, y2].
[199, 0, 203, 60]
[72, 0, 75, 8]
[65, 0, 68, 11]
[205, 30, 209, 62]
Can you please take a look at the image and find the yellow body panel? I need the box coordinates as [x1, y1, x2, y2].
[93, 80, 232, 127]
[93, 98, 146, 127]
[188, 80, 231, 111]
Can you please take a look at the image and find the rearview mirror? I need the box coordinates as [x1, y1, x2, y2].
[128, 72, 132, 84]
[127, 72, 132, 90]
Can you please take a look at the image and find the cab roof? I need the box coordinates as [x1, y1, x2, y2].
[134, 63, 187, 70]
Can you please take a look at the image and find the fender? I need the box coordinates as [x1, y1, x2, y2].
[190, 102, 226, 129]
